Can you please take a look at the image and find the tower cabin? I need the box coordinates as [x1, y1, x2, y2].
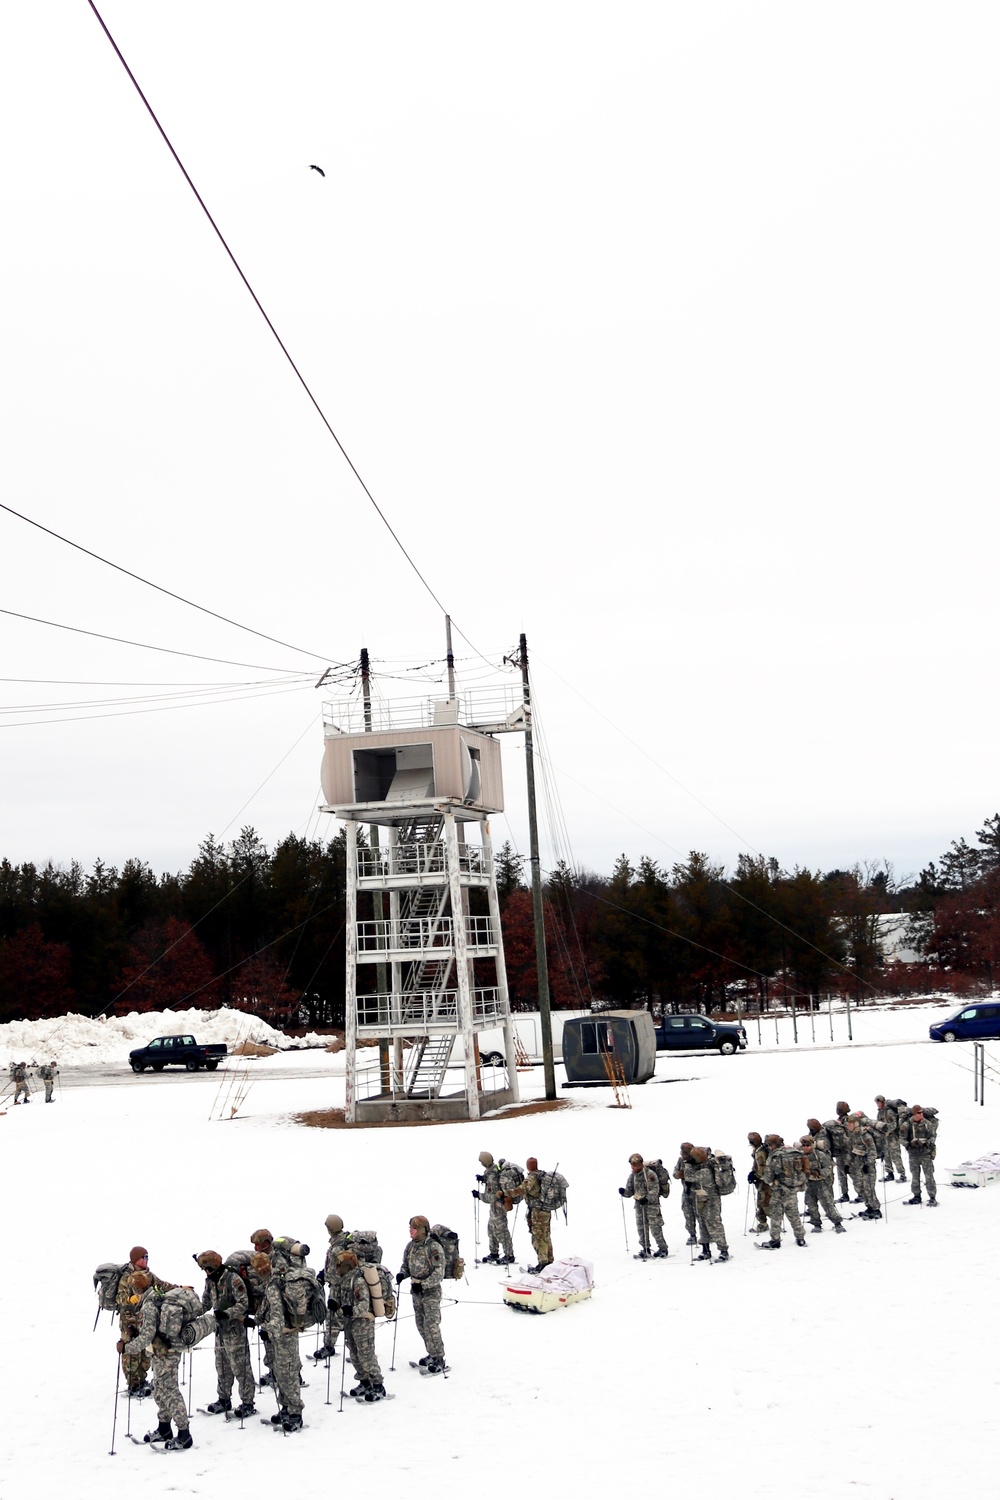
[320, 695, 520, 1122]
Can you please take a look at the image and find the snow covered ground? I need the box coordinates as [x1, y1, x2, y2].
[4, 1001, 999, 1498]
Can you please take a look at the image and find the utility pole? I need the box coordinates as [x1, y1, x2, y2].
[360, 648, 391, 1092]
[518, 633, 556, 1100]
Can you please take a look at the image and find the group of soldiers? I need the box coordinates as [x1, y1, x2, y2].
[5, 1060, 58, 1103]
[111, 1153, 566, 1452]
[645, 1094, 939, 1261]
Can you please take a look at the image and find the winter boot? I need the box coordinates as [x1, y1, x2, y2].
[498, 1255, 516, 1265]
[883, 1171, 895, 1182]
[833, 1222, 847, 1233]
[927, 1198, 938, 1208]
[810, 1225, 823, 1233]
[417, 1355, 431, 1366]
[758, 1239, 781, 1250]
[837, 1194, 850, 1204]
[898, 1175, 907, 1183]
[131, 1381, 154, 1399]
[205, 1399, 231, 1414]
[795, 1236, 807, 1247]
[694, 1246, 712, 1261]
[481, 1253, 498, 1264]
[232, 1402, 256, 1419]
[633, 1249, 650, 1260]
[163, 1429, 192, 1451]
[904, 1195, 922, 1205]
[364, 1383, 388, 1402]
[717, 1248, 730, 1262]
[652, 1248, 669, 1258]
[280, 1413, 303, 1433]
[144, 1421, 173, 1445]
[525, 1264, 542, 1274]
[269, 1409, 289, 1426]
[685, 1235, 698, 1246]
[259, 1372, 276, 1388]
[424, 1358, 446, 1375]
[851, 1196, 864, 1205]
[310, 1344, 336, 1361]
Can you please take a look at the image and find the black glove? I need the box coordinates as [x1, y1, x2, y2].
[245, 1316, 256, 1328]
[618, 1187, 626, 1196]
[316, 1269, 325, 1287]
[472, 1189, 480, 1199]
[476, 1173, 485, 1183]
[747, 1170, 756, 1183]
[395, 1271, 405, 1284]
[411, 1283, 423, 1295]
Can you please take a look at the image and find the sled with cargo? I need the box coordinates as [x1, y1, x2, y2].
[501, 1257, 593, 1314]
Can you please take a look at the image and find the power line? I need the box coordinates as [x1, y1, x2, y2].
[0, 680, 312, 729]
[0, 500, 339, 665]
[86, 0, 457, 631]
[0, 677, 313, 713]
[0, 606, 310, 672]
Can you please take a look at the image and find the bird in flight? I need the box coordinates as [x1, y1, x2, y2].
[309, 164, 326, 177]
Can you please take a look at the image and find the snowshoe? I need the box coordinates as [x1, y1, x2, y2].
[163, 1430, 192, 1451]
[481, 1253, 498, 1264]
[810, 1225, 823, 1233]
[836, 1194, 850, 1204]
[310, 1345, 336, 1362]
[232, 1402, 256, 1419]
[259, 1372, 276, 1388]
[280, 1413, 303, 1433]
[420, 1359, 448, 1376]
[926, 1199, 938, 1208]
[144, 1423, 172, 1445]
[694, 1247, 712, 1261]
[883, 1172, 895, 1182]
[904, 1196, 922, 1205]
[756, 1239, 781, 1250]
[834, 1222, 847, 1233]
[717, 1249, 730, 1262]
[268, 1409, 289, 1426]
[350, 1381, 371, 1398]
[633, 1249, 650, 1260]
[652, 1249, 669, 1258]
[205, 1399, 231, 1415]
[364, 1384, 388, 1402]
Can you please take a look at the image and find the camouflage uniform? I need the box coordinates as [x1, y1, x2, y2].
[900, 1111, 938, 1202]
[686, 1159, 729, 1252]
[762, 1146, 806, 1242]
[622, 1164, 668, 1254]
[518, 1168, 554, 1269]
[117, 1264, 175, 1391]
[258, 1274, 304, 1417]
[749, 1139, 771, 1232]
[400, 1235, 446, 1361]
[39, 1063, 57, 1101]
[202, 1261, 255, 1407]
[476, 1162, 515, 1262]
[123, 1289, 190, 1432]
[845, 1118, 880, 1212]
[803, 1141, 844, 1228]
[320, 1228, 350, 1354]
[876, 1100, 906, 1180]
[823, 1115, 851, 1199]
[341, 1266, 384, 1386]
[674, 1151, 698, 1242]
[11, 1064, 30, 1104]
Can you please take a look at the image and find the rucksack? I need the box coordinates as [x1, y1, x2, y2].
[347, 1230, 383, 1265]
[825, 1118, 848, 1153]
[280, 1266, 327, 1329]
[429, 1224, 465, 1280]
[158, 1287, 204, 1345]
[94, 1262, 130, 1312]
[711, 1153, 737, 1196]
[648, 1159, 672, 1199]
[363, 1264, 397, 1320]
[498, 1160, 524, 1196]
[536, 1171, 569, 1214]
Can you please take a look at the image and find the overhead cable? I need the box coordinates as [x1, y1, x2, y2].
[0, 606, 308, 672]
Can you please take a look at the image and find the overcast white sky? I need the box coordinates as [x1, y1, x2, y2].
[1, 2, 997, 886]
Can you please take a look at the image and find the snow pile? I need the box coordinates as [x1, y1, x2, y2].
[0, 1006, 331, 1067]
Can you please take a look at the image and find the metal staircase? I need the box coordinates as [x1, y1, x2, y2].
[403, 1034, 456, 1098]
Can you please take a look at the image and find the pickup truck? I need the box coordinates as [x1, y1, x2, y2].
[654, 1015, 747, 1055]
[129, 1035, 227, 1073]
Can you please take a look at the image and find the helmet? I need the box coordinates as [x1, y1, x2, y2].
[325, 1215, 344, 1235]
[196, 1251, 223, 1271]
[478, 1152, 494, 1168]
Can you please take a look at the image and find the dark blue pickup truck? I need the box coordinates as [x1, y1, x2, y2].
[654, 1015, 747, 1055]
[129, 1034, 227, 1073]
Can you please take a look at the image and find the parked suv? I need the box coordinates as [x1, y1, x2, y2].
[654, 1015, 747, 1055]
[929, 1003, 1000, 1044]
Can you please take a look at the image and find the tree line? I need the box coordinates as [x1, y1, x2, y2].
[1, 815, 997, 1027]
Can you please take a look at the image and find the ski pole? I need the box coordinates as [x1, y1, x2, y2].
[473, 1190, 480, 1265]
[109, 1356, 120, 1455]
[390, 1307, 399, 1372]
[125, 1382, 132, 1439]
[325, 1345, 332, 1406]
[620, 1194, 629, 1251]
[743, 1181, 751, 1236]
[93, 1304, 102, 1333]
[338, 1339, 347, 1413]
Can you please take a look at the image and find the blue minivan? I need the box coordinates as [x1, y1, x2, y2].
[929, 1002, 1000, 1043]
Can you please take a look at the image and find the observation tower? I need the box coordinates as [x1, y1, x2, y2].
[320, 685, 523, 1123]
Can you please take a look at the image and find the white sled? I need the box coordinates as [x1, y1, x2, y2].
[501, 1256, 594, 1315]
[949, 1155, 1000, 1189]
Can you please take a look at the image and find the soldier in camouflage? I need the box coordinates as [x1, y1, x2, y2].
[116, 1247, 175, 1396]
[800, 1136, 846, 1233]
[516, 1158, 554, 1272]
[311, 1213, 349, 1361]
[900, 1105, 938, 1207]
[759, 1135, 807, 1248]
[747, 1132, 771, 1234]
[874, 1095, 907, 1183]
[122, 1272, 204, 1449]
[251, 1252, 304, 1431]
[686, 1147, 730, 1262]
[619, 1153, 669, 1257]
[10, 1062, 30, 1104]
[197, 1251, 256, 1417]
[673, 1142, 698, 1245]
[398, 1215, 446, 1373]
[39, 1061, 58, 1102]
[845, 1113, 882, 1218]
[337, 1249, 390, 1401]
[473, 1151, 516, 1264]
[823, 1104, 853, 1202]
